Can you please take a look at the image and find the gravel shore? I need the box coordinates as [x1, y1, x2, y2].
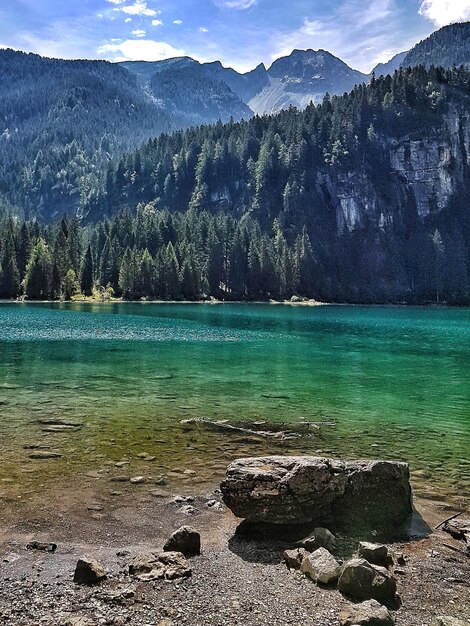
[1, 485, 469, 626]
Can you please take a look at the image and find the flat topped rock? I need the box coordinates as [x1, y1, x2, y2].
[340, 599, 395, 626]
[220, 456, 412, 530]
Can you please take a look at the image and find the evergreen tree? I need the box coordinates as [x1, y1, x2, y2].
[23, 239, 52, 299]
[0, 231, 20, 298]
[81, 245, 94, 296]
[119, 247, 138, 299]
[63, 269, 80, 300]
[163, 242, 181, 299]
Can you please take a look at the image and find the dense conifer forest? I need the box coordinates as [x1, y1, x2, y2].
[0, 50, 184, 220]
[1, 65, 470, 303]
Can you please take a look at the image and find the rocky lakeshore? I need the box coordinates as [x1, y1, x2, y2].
[1, 456, 469, 626]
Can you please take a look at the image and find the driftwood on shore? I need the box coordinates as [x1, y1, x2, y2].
[180, 417, 336, 441]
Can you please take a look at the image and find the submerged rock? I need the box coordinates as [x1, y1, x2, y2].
[300, 547, 341, 584]
[338, 558, 397, 604]
[339, 599, 395, 625]
[220, 456, 412, 531]
[163, 526, 201, 556]
[28, 451, 62, 459]
[130, 475, 145, 484]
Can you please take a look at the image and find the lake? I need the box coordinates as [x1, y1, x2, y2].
[0, 302, 469, 511]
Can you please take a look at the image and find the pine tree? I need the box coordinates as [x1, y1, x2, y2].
[23, 239, 52, 299]
[0, 231, 20, 298]
[163, 242, 181, 299]
[63, 269, 80, 300]
[137, 249, 155, 299]
[81, 245, 94, 296]
[119, 247, 138, 299]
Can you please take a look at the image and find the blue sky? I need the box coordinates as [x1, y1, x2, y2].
[1, 0, 470, 73]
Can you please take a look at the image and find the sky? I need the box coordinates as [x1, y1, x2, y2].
[1, 0, 470, 74]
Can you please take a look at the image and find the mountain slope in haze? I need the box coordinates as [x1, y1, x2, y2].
[249, 49, 367, 114]
[373, 21, 470, 77]
[403, 21, 470, 69]
[371, 51, 408, 77]
[148, 64, 252, 125]
[123, 58, 253, 125]
[0, 49, 185, 219]
[121, 57, 269, 104]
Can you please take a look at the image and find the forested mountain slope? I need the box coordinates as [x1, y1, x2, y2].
[1, 67, 470, 303]
[403, 22, 470, 69]
[121, 57, 269, 104]
[95, 65, 470, 230]
[2, 22, 470, 223]
[373, 21, 470, 77]
[0, 49, 182, 220]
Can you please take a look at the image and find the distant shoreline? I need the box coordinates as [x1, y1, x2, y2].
[0, 298, 463, 307]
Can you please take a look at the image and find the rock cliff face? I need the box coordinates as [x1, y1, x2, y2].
[389, 107, 469, 218]
[316, 106, 470, 234]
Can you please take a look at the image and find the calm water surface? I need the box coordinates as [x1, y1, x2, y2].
[0, 302, 469, 509]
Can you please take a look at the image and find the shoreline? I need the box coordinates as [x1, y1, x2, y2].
[1, 475, 468, 626]
[0, 298, 465, 308]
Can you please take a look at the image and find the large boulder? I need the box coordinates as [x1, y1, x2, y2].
[339, 599, 394, 625]
[220, 456, 412, 530]
[300, 547, 341, 584]
[338, 558, 397, 604]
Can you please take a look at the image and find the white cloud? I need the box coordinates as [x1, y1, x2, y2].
[173, 20, 183, 25]
[269, 0, 409, 73]
[115, 1, 158, 17]
[132, 29, 146, 37]
[199, 27, 209, 33]
[419, 0, 470, 26]
[151, 19, 163, 26]
[214, 0, 257, 8]
[125, 17, 132, 22]
[106, 0, 126, 4]
[98, 38, 184, 61]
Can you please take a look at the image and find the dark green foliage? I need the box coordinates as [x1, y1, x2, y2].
[0, 49, 182, 220]
[81, 245, 94, 296]
[1, 66, 470, 303]
[403, 22, 470, 69]
[148, 64, 252, 125]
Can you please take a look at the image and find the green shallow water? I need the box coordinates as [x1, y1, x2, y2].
[0, 302, 469, 509]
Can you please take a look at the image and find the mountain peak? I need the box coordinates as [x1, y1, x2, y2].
[268, 47, 364, 78]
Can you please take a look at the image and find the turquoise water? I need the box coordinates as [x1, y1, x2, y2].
[0, 302, 469, 509]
